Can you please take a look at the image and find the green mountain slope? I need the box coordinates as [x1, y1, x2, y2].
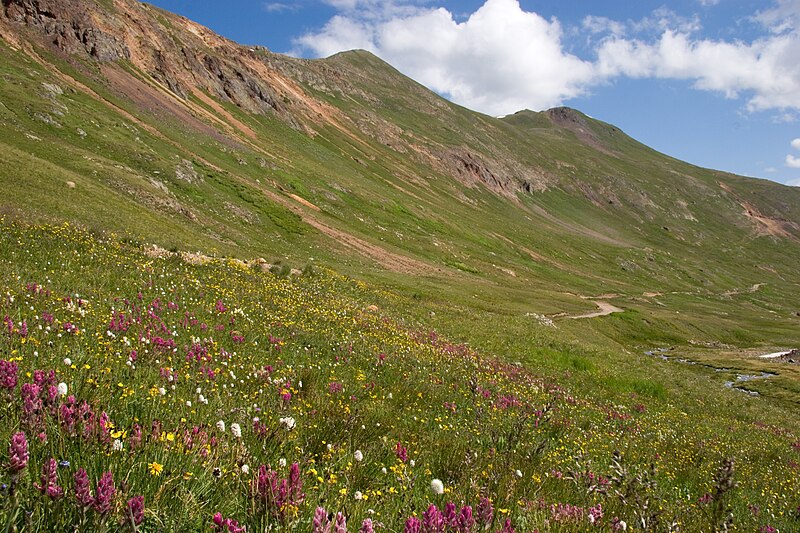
[1, 1, 800, 530]
[0, 0, 798, 375]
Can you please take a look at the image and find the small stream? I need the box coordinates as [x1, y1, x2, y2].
[643, 348, 776, 397]
[722, 373, 776, 396]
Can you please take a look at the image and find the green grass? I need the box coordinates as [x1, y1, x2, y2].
[0, 220, 798, 531]
[1, 5, 800, 530]
[0, 222, 799, 531]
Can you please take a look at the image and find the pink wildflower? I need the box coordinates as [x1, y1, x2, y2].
[312, 507, 331, 533]
[495, 519, 516, 533]
[93, 471, 115, 514]
[477, 497, 494, 528]
[8, 431, 28, 473]
[422, 504, 445, 532]
[405, 516, 422, 533]
[395, 442, 408, 463]
[457, 506, 475, 532]
[0, 360, 18, 390]
[126, 495, 144, 526]
[360, 518, 375, 533]
[73, 468, 94, 508]
[333, 512, 347, 533]
[34, 457, 64, 499]
[212, 512, 245, 532]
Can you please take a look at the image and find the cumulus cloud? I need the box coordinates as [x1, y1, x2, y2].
[295, 0, 595, 115]
[786, 154, 800, 167]
[294, 0, 800, 117]
[792, 137, 800, 149]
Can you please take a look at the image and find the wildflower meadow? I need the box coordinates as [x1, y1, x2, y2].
[0, 220, 798, 531]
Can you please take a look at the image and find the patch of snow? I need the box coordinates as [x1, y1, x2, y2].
[759, 350, 792, 359]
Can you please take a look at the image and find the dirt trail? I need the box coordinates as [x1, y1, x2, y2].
[568, 300, 624, 319]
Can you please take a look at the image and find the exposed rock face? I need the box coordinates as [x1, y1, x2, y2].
[3, 0, 129, 61]
[1, 0, 301, 124]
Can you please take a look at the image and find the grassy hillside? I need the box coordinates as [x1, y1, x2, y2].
[0, 220, 798, 531]
[0, 0, 799, 529]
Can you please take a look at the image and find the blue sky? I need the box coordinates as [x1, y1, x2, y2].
[146, 0, 800, 187]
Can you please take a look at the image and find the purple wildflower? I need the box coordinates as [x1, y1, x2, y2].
[212, 512, 245, 532]
[457, 506, 475, 532]
[360, 518, 375, 533]
[74, 468, 94, 508]
[8, 431, 28, 473]
[93, 471, 115, 514]
[21, 383, 43, 423]
[0, 360, 18, 390]
[34, 457, 64, 499]
[312, 507, 331, 533]
[495, 519, 515, 533]
[395, 442, 408, 463]
[422, 504, 445, 532]
[405, 516, 422, 533]
[126, 495, 145, 526]
[588, 503, 603, 525]
[443, 502, 458, 527]
[477, 497, 494, 528]
[333, 512, 347, 533]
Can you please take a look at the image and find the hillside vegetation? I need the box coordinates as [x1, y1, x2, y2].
[0, 220, 798, 531]
[0, 0, 799, 530]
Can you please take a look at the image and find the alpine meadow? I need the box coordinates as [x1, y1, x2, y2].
[0, 1, 799, 531]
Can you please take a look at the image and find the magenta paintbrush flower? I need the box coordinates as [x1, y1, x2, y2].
[0, 360, 18, 390]
[8, 431, 28, 473]
[74, 467, 94, 508]
[312, 506, 331, 533]
[360, 518, 375, 533]
[93, 471, 116, 514]
[34, 457, 64, 499]
[126, 495, 145, 526]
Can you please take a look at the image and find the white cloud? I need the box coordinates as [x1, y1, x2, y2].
[263, 3, 301, 13]
[792, 137, 800, 149]
[294, 0, 800, 117]
[786, 177, 800, 185]
[582, 16, 625, 37]
[295, 0, 594, 115]
[594, 30, 800, 111]
[786, 154, 800, 167]
[755, 0, 800, 33]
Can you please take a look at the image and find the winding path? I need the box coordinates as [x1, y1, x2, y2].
[568, 300, 624, 319]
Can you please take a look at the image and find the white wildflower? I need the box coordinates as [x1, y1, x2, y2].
[354, 450, 364, 462]
[57, 382, 68, 396]
[230, 423, 242, 438]
[216, 420, 226, 433]
[431, 478, 444, 495]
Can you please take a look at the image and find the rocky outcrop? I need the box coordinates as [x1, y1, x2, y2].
[1, 0, 296, 123]
[3, 0, 129, 61]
